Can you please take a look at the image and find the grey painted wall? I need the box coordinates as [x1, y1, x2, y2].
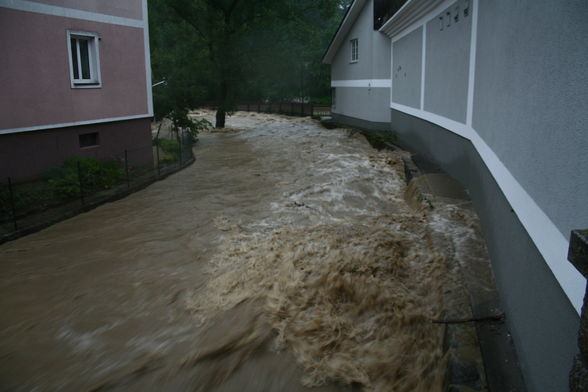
[391, 108, 579, 392]
[372, 26, 392, 79]
[472, 0, 588, 239]
[424, 1, 471, 123]
[331, 0, 391, 81]
[333, 87, 391, 123]
[330, 0, 392, 125]
[332, 1, 375, 81]
[391, 27, 422, 109]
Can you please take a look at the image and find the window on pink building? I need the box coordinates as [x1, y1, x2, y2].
[67, 31, 101, 88]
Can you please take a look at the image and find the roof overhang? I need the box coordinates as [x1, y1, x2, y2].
[322, 0, 367, 64]
[378, 0, 447, 38]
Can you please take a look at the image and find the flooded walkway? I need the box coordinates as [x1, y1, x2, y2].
[0, 112, 491, 391]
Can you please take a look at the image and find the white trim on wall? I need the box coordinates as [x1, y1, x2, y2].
[0, 114, 153, 135]
[420, 23, 427, 110]
[388, 0, 456, 43]
[390, 102, 584, 314]
[388, 0, 584, 313]
[465, 0, 478, 127]
[331, 79, 392, 88]
[0, 0, 144, 28]
[142, 0, 153, 117]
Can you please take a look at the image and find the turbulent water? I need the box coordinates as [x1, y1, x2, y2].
[0, 111, 488, 391]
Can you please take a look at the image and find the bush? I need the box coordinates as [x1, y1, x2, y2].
[45, 157, 125, 199]
[153, 139, 181, 164]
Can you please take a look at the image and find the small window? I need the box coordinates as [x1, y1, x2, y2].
[67, 31, 101, 88]
[79, 132, 99, 148]
[439, 16, 444, 31]
[454, 5, 460, 23]
[446, 11, 451, 27]
[350, 38, 359, 63]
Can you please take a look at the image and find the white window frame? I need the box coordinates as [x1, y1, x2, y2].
[350, 38, 359, 63]
[67, 30, 101, 88]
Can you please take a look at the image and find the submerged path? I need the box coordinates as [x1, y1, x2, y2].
[0, 112, 491, 391]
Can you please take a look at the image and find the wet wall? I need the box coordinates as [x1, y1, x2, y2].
[472, 0, 588, 239]
[331, 0, 391, 125]
[390, 107, 579, 392]
[0, 118, 153, 180]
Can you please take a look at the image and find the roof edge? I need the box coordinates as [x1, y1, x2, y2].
[378, 0, 447, 38]
[322, 0, 367, 64]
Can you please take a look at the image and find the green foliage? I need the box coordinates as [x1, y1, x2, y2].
[149, 0, 348, 126]
[348, 129, 398, 150]
[46, 157, 125, 199]
[153, 138, 181, 164]
[0, 184, 50, 216]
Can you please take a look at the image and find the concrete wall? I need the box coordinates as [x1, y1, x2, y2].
[472, 0, 588, 239]
[29, 0, 143, 20]
[390, 108, 579, 392]
[331, 1, 384, 81]
[331, 0, 391, 125]
[0, 118, 153, 180]
[385, 0, 588, 390]
[334, 87, 390, 123]
[0, 7, 149, 131]
[424, 2, 471, 123]
[391, 27, 422, 109]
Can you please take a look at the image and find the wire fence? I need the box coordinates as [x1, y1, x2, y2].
[196, 101, 332, 118]
[0, 128, 195, 243]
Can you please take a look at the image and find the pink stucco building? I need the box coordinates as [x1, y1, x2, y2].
[0, 0, 153, 180]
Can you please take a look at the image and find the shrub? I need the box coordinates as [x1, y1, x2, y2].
[45, 157, 125, 199]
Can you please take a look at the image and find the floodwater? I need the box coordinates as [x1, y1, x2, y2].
[0, 112, 489, 391]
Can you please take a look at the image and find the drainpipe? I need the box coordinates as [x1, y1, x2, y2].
[569, 229, 588, 391]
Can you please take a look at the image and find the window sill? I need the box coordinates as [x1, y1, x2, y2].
[80, 145, 100, 150]
[349, 60, 358, 64]
[71, 82, 102, 89]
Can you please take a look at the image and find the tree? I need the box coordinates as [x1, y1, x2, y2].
[150, 0, 348, 128]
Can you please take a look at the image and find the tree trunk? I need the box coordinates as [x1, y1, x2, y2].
[215, 79, 229, 128]
[215, 108, 226, 128]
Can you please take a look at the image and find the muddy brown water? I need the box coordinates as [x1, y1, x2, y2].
[0, 112, 489, 391]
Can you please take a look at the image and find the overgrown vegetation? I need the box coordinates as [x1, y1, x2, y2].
[149, 0, 350, 127]
[45, 157, 125, 199]
[350, 129, 398, 150]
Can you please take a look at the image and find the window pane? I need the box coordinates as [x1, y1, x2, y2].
[79, 39, 91, 79]
[70, 38, 79, 79]
[79, 132, 99, 148]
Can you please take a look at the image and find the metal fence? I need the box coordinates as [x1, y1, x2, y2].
[0, 129, 195, 243]
[197, 101, 331, 118]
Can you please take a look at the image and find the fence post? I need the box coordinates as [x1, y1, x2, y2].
[300, 102, 304, 116]
[156, 143, 161, 177]
[247, 103, 250, 112]
[311, 102, 314, 117]
[77, 161, 85, 205]
[7, 177, 17, 231]
[257, 102, 261, 113]
[124, 150, 130, 188]
[178, 131, 183, 165]
[279, 102, 282, 113]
